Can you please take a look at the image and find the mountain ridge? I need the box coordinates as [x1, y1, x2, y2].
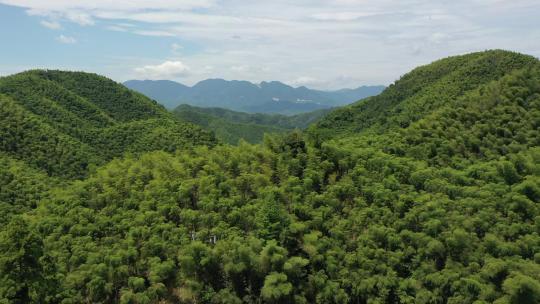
[310, 49, 539, 140]
[124, 78, 385, 113]
[0, 70, 216, 178]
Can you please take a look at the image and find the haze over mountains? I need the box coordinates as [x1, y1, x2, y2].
[124, 79, 385, 114]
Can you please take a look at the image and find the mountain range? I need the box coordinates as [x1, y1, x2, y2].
[124, 79, 385, 114]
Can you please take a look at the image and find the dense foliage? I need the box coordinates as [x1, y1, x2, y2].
[310, 50, 538, 140]
[0, 70, 216, 178]
[173, 105, 330, 144]
[0, 154, 56, 226]
[1, 50, 539, 304]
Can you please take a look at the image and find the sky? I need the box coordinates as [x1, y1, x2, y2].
[0, 0, 539, 90]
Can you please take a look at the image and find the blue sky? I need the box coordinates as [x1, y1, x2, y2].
[0, 0, 539, 89]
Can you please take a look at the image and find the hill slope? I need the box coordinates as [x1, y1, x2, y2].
[125, 78, 385, 113]
[0, 153, 55, 225]
[1, 51, 540, 304]
[0, 70, 216, 178]
[173, 104, 330, 144]
[311, 50, 538, 140]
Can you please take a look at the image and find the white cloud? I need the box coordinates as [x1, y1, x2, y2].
[230, 65, 250, 72]
[290, 76, 322, 87]
[1, 0, 214, 11]
[134, 60, 191, 79]
[40, 20, 61, 29]
[171, 43, 183, 52]
[429, 32, 449, 44]
[118, 23, 135, 28]
[133, 30, 175, 37]
[64, 11, 94, 25]
[311, 11, 382, 22]
[106, 23, 136, 32]
[27, 8, 94, 26]
[3, 0, 540, 88]
[56, 34, 76, 44]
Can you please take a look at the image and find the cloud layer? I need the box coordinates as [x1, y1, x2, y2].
[134, 61, 190, 79]
[2, 0, 539, 88]
[56, 34, 76, 44]
[40, 19, 61, 29]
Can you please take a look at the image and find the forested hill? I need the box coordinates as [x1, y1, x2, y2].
[173, 104, 330, 144]
[0, 70, 216, 178]
[1, 51, 540, 303]
[310, 50, 539, 140]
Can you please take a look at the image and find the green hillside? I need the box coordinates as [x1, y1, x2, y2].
[0, 153, 57, 226]
[1, 51, 540, 303]
[173, 104, 330, 144]
[310, 50, 538, 140]
[0, 70, 216, 178]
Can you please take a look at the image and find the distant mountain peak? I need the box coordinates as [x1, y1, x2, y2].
[124, 78, 385, 114]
